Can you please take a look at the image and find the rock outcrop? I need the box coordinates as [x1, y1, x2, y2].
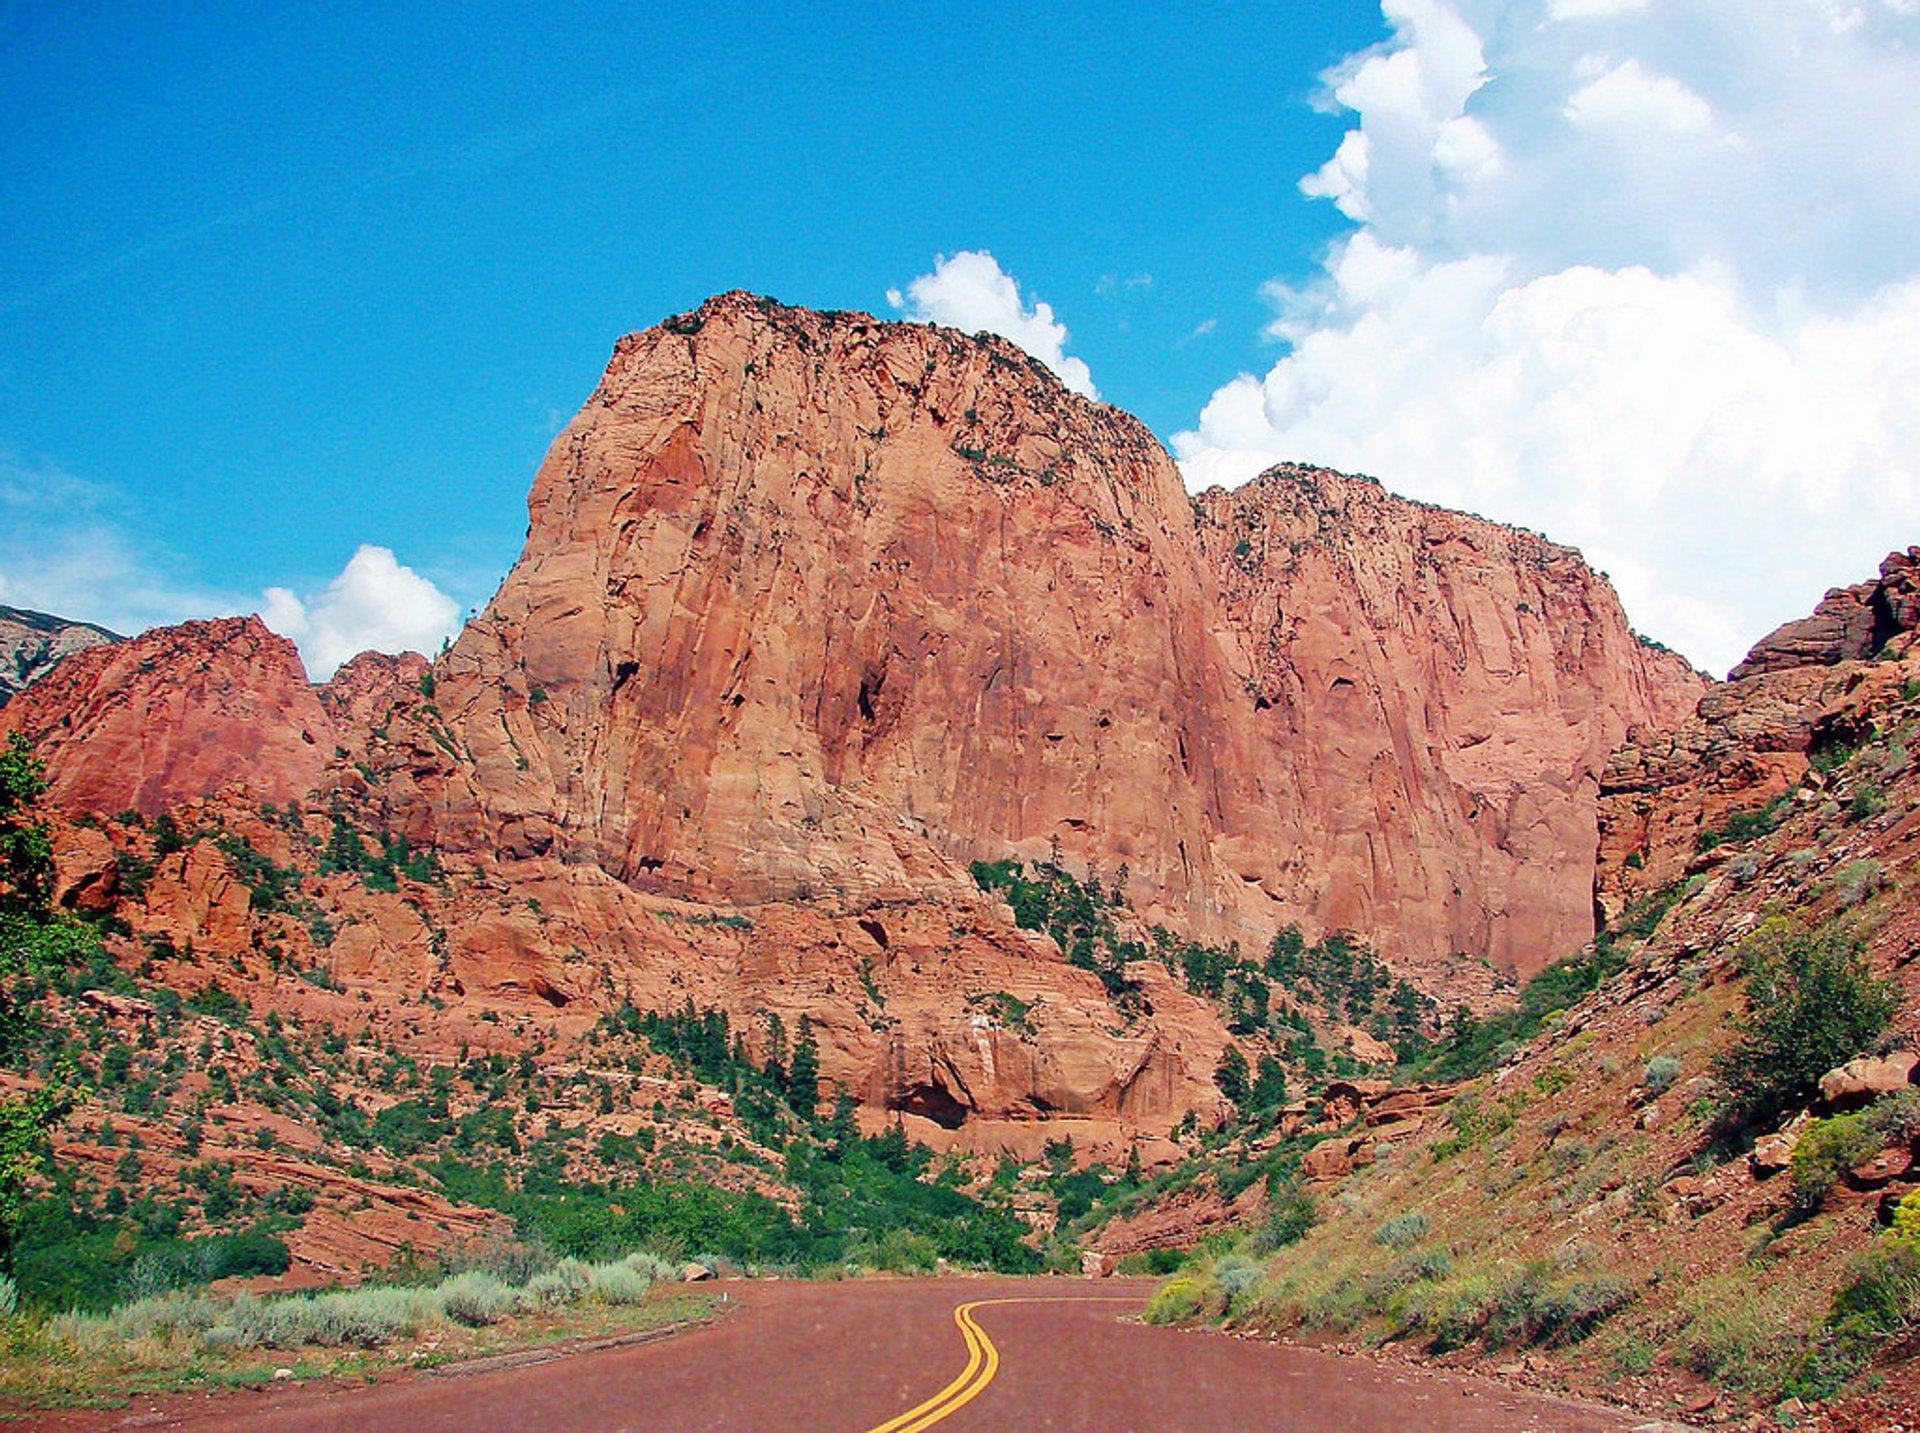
[0, 603, 117, 706]
[1727, 547, 1920, 680]
[1598, 547, 1920, 918]
[0, 294, 1713, 1149]
[0, 616, 334, 817]
[398, 294, 1700, 977]
[1196, 466, 1701, 977]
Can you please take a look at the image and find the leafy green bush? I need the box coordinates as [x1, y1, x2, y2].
[1695, 792, 1795, 852]
[1835, 858, 1887, 907]
[1714, 923, 1895, 1131]
[1428, 1263, 1632, 1350]
[1143, 1272, 1225, 1324]
[864, 1228, 939, 1273]
[1828, 1241, 1920, 1343]
[1791, 1092, 1920, 1211]
[524, 1259, 590, 1306]
[1643, 1054, 1680, 1095]
[1846, 785, 1887, 821]
[1792, 1114, 1890, 1211]
[1212, 1253, 1263, 1299]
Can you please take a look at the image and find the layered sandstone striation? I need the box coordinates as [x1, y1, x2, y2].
[404, 293, 1700, 977]
[1196, 466, 1701, 977]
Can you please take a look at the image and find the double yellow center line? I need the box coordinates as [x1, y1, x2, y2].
[864, 1296, 1139, 1433]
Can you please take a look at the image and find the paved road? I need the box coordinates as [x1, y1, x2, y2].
[74, 1277, 1667, 1431]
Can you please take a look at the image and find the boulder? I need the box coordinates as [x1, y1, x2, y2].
[1818, 1052, 1919, 1112]
[1750, 1134, 1794, 1176]
[1302, 1137, 1371, 1182]
[1845, 1148, 1915, 1190]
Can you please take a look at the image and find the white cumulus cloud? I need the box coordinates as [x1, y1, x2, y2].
[1564, 58, 1715, 134]
[259, 545, 462, 681]
[1176, 0, 1920, 676]
[888, 250, 1098, 398]
[0, 461, 468, 681]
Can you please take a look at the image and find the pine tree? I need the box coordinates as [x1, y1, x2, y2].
[787, 1016, 820, 1116]
[1214, 1045, 1250, 1105]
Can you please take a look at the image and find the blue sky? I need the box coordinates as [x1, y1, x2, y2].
[0, 3, 1377, 644]
[5, 2, 1920, 677]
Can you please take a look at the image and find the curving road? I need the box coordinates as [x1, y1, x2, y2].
[77, 1277, 1669, 1431]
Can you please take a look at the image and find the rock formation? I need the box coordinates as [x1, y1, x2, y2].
[0, 293, 1710, 1149]
[399, 293, 1700, 977]
[0, 603, 117, 706]
[0, 616, 334, 817]
[1598, 546, 1920, 918]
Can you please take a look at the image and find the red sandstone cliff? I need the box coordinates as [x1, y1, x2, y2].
[0, 616, 333, 817]
[1197, 466, 1703, 977]
[394, 293, 1700, 976]
[0, 294, 1711, 1147]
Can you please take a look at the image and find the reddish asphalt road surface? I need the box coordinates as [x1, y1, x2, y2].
[65, 1277, 1669, 1432]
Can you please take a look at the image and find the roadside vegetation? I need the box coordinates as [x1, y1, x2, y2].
[1134, 677, 1920, 1431]
[0, 1241, 715, 1408]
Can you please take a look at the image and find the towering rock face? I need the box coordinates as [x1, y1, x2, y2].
[0, 616, 334, 816]
[1195, 468, 1703, 975]
[6, 295, 1702, 986]
[0, 604, 118, 706]
[0, 294, 1715, 1151]
[412, 295, 1264, 943]
[388, 293, 1700, 976]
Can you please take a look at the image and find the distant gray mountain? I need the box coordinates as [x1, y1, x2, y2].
[0, 604, 120, 707]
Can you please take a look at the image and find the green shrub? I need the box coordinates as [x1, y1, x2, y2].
[1248, 1180, 1317, 1254]
[438, 1271, 520, 1327]
[1695, 793, 1794, 852]
[1212, 1253, 1263, 1300]
[1829, 1240, 1920, 1342]
[1714, 923, 1895, 1131]
[1143, 1272, 1224, 1325]
[865, 1227, 939, 1273]
[1835, 858, 1887, 907]
[584, 1260, 654, 1305]
[1397, 1247, 1451, 1283]
[524, 1259, 590, 1306]
[1792, 1110, 1891, 1211]
[1891, 1188, 1920, 1249]
[1373, 1210, 1431, 1248]
[231, 1286, 435, 1348]
[1643, 1054, 1680, 1095]
[1846, 786, 1886, 821]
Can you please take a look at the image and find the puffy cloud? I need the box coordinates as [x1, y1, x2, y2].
[888, 251, 1098, 398]
[259, 545, 461, 680]
[1177, 0, 1920, 675]
[1564, 59, 1714, 134]
[0, 460, 464, 680]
